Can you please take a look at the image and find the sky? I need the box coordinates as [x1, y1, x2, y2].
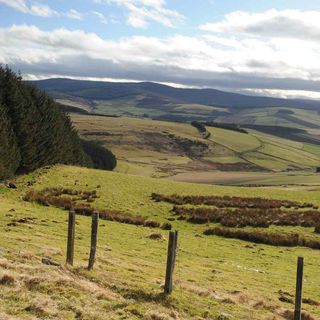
[1, 0, 320, 99]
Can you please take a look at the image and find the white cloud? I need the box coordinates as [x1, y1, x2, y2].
[92, 11, 108, 24]
[96, 0, 184, 28]
[0, 0, 28, 13]
[23, 73, 195, 88]
[65, 9, 83, 20]
[199, 9, 320, 41]
[0, 0, 83, 20]
[29, 3, 57, 17]
[0, 0, 58, 17]
[1, 24, 320, 99]
[240, 88, 320, 100]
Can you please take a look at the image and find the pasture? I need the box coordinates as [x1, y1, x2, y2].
[1, 165, 320, 319]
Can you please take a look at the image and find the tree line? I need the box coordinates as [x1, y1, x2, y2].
[0, 66, 116, 180]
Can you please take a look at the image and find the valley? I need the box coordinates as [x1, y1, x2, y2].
[30, 78, 320, 187]
[71, 114, 320, 186]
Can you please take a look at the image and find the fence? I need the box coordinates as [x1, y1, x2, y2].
[65, 209, 306, 317]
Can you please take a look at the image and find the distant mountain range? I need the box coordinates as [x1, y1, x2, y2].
[31, 78, 320, 139]
[32, 78, 320, 110]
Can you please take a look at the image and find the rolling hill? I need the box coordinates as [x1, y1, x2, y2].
[32, 78, 320, 127]
[33, 78, 319, 109]
[71, 114, 320, 186]
[31, 78, 320, 186]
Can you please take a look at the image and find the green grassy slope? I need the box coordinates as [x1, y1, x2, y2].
[304, 144, 320, 157]
[1, 165, 320, 319]
[59, 95, 320, 132]
[207, 127, 261, 153]
[217, 107, 320, 129]
[72, 115, 320, 185]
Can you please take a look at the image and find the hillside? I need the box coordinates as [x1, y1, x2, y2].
[32, 79, 320, 129]
[73, 114, 320, 186]
[33, 78, 319, 109]
[1, 165, 320, 319]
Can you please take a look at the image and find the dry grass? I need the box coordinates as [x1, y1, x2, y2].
[281, 310, 316, 320]
[203, 227, 320, 249]
[173, 206, 320, 229]
[24, 187, 162, 228]
[146, 311, 180, 320]
[0, 274, 15, 286]
[147, 233, 166, 241]
[155, 193, 320, 245]
[152, 193, 315, 209]
[161, 223, 172, 230]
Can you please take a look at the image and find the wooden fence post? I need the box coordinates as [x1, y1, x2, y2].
[66, 209, 75, 266]
[294, 257, 304, 320]
[88, 211, 99, 271]
[164, 231, 177, 294]
[173, 230, 178, 271]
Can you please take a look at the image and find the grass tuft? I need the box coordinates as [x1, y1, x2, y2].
[203, 227, 320, 249]
[0, 274, 15, 286]
[152, 193, 316, 209]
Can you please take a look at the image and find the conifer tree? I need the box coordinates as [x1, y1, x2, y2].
[0, 66, 116, 180]
[0, 103, 20, 179]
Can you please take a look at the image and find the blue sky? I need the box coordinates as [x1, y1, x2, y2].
[1, 0, 320, 38]
[1, 0, 320, 98]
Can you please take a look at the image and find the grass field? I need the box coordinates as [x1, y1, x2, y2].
[217, 107, 320, 131]
[304, 144, 320, 157]
[71, 114, 320, 185]
[58, 93, 320, 132]
[169, 171, 320, 186]
[93, 96, 167, 118]
[55, 99, 92, 112]
[1, 165, 320, 319]
[207, 127, 261, 153]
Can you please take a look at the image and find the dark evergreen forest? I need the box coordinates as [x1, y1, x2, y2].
[0, 66, 116, 180]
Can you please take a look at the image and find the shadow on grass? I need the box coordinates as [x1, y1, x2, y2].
[119, 287, 173, 306]
[71, 268, 173, 307]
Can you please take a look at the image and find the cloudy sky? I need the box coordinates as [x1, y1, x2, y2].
[1, 0, 320, 99]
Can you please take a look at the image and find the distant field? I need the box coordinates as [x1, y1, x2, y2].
[217, 107, 320, 130]
[1, 165, 320, 319]
[304, 143, 320, 157]
[55, 99, 92, 112]
[170, 171, 320, 186]
[93, 96, 167, 118]
[207, 127, 261, 153]
[71, 114, 320, 185]
[58, 96, 226, 121]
